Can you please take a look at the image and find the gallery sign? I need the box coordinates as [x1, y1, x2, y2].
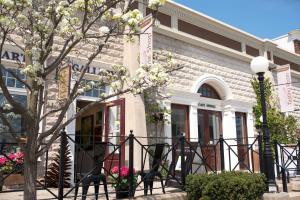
[71, 63, 100, 75]
[140, 14, 153, 65]
[275, 64, 294, 112]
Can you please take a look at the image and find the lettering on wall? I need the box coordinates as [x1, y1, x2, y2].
[71, 63, 99, 75]
[1, 51, 25, 62]
[198, 103, 216, 109]
[1, 50, 101, 75]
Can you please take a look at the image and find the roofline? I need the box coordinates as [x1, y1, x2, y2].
[272, 34, 288, 41]
[166, 0, 265, 43]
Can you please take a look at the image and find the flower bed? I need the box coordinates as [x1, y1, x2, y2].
[0, 150, 24, 190]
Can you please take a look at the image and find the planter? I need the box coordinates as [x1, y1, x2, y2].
[115, 187, 135, 199]
[3, 174, 24, 189]
[116, 189, 129, 199]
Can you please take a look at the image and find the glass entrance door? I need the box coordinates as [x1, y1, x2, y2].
[197, 110, 222, 171]
[235, 112, 249, 170]
[104, 98, 125, 170]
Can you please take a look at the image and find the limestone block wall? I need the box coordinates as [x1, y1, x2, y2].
[153, 33, 256, 103]
[53, 36, 124, 65]
[290, 75, 300, 120]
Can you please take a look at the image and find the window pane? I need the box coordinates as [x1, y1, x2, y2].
[16, 80, 25, 88]
[0, 93, 27, 135]
[208, 114, 220, 144]
[171, 106, 188, 138]
[197, 112, 204, 144]
[93, 88, 99, 97]
[7, 78, 15, 87]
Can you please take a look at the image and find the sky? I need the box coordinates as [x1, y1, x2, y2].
[174, 0, 300, 39]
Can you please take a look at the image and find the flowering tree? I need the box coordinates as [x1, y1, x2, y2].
[0, 0, 179, 199]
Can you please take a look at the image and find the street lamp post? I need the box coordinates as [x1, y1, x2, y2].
[250, 56, 277, 192]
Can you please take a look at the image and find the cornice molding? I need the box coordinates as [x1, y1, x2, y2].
[154, 26, 253, 63]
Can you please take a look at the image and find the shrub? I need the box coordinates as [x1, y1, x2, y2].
[186, 172, 266, 200]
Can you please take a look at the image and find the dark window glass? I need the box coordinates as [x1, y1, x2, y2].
[1, 68, 25, 88]
[81, 79, 106, 98]
[197, 84, 221, 99]
[0, 93, 27, 134]
[171, 104, 189, 138]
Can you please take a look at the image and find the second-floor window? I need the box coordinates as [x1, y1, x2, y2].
[81, 79, 106, 98]
[1, 68, 26, 89]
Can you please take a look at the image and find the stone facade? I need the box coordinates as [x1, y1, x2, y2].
[154, 33, 256, 103]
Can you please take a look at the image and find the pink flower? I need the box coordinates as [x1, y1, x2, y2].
[8, 153, 15, 161]
[111, 166, 119, 174]
[0, 157, 7, 165]
[15, 152, 24, 160]
[120, 167, 129, 177]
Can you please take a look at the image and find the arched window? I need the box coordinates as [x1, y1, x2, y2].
[197, 84, 221, 99]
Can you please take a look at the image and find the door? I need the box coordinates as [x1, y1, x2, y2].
[104, 98, 125, 171]
[198, 110, 222, 171]
[235, 112, 249, 170]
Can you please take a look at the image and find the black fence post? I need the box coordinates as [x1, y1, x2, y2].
[297, 138, 300, 175]
[129, 130, 134, 197]
[180, 134, 186, 190]
[273, 140, 280, 180]
[258, 132, 264, 174]
[219, 135, 225, 171]
[282, 167, 288, 192]
[58, 128, 66, 200]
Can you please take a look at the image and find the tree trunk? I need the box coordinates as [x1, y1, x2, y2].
[23, 137, 38, 200]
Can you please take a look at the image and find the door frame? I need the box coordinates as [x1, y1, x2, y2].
[104, 98, 126, 167]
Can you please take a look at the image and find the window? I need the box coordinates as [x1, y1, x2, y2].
[81, 79, 106, 98]
[0, 93, 27, 134]
[197, 84, 220, 99]
[1, 68, 26, 89]
[171, 104, 189, 139]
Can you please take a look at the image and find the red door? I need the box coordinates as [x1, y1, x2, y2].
[104, 98, 125, 172]
[198, 110, 222, 171]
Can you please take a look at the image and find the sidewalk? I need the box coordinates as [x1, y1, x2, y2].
[0, 183, 185, 200]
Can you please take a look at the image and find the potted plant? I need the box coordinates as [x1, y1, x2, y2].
[110, 166, 138, 199]
[0, 151, 24, 190]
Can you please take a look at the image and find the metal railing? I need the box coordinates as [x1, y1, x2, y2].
[1, 130, 298, 198]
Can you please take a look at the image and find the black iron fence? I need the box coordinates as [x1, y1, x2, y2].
[0, 130, 298, 199]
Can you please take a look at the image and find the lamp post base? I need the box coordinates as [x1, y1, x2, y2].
[267, 183, 278, 193]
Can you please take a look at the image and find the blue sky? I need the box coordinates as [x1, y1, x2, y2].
[174, 0, 299, 39]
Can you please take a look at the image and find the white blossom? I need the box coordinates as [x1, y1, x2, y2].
[148, 0, 166, 9]
[3, 103, 12, 111]
[99, 26, 110, 35]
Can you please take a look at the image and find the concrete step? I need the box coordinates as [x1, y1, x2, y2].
[288, 192, 300, 200]
[277, 183, 293, 192]
[291, 181, 300, 191]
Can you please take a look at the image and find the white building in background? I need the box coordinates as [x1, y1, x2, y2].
[1, 0, 300, 179]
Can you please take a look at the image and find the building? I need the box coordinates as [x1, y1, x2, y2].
[1, 0, 300, 182]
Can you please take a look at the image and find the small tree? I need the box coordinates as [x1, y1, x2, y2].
[251, 77, 298, 144]
[0, 0, 179, 199]
[44, 133, 72, 188]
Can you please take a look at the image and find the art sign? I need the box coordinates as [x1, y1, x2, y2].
[275, 64, 294, 112]
[140, 14, 153, 65]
